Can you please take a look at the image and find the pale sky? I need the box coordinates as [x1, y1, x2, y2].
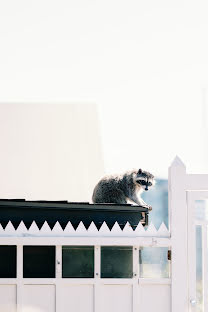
[0, 0, 208, 178]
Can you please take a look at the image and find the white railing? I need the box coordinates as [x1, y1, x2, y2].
[2, 156, 208, 312]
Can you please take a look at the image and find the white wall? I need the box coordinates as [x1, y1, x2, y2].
[0, 104, 104, 202]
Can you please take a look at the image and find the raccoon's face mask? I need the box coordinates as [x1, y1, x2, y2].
[137, 179, 153, 191]
[136, 169, 155, 191]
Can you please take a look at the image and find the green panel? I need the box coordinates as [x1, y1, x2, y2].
[139, 247, 170, 278]
[101, 246, 133, 278]
[0, 246, 16, 278]
[62, 246, 94, 278]
[23, 246, 55, 278]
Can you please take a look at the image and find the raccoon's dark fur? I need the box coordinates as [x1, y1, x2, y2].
[92, 169, 155, 210]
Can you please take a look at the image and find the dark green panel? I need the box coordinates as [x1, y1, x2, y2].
[101, 246, 133, 278]
[62, 246, 94, 278]
[0, 246, 16, 278]
[23, 246, 55, 278]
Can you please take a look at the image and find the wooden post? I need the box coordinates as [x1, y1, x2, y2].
[169, 156, 188, 312]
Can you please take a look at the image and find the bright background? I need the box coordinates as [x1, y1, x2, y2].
[0, 0, 208, 194]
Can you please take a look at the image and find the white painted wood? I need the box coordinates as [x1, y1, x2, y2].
[0, 236, 171, 246]
[110, 222, 122, 234]
[76, 221, 87, 234]
[17, 245, 23, 312]
[157, 222, 170, 237]
[56, 245, 62, 278]
[0, 285, 16, 312]
[99, 222, 110, 235]
[59, 285, 94, 312]
[187, 191, 208, 312]
[187, 192, 197, 312]
[52, 222, 64, 236]
[202, 224, 207, 312]
[22, 285, 55, 312]
[28, 221, 40, 235]
[186, 174, 208, 190]
[169, 156, 188, 312]
[0, 220, 171, 238]
[4, 221, 16, 235]
[133, 246, 139, 312]
[63, 221, 75, 234]
[139, 285, 170, 312]
[94, 246, 100, 312]
[123, 222, 134, 235]
[99, 285, 132, 312]
[87, 222, 98, 234]
[16, 221, 28, 236]
[145, 222, 157, 236]
[134, 222, 146, 235]
[39, 221, 51, 235]
[94, 246, 100, 278]
[139, 278, 171, 285]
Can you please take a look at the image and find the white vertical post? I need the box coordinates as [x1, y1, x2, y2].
[169, 156, 188, 312]
[202, 224, 208, 311]
[132, 246, 139, 312]
[56, 245, 62, 278]
[56, 245, 62, 312]
[187, 193, 196, 312]
[17, 245, 23, 312]
[94, 245, 101, 312]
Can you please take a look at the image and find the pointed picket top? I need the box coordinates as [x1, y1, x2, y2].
[5, 221, 16, 234]
[158, 222, 169, 237]
[64, 221, 76, 235]
[111, 222, 122, 235]
[40, 221, 51, 235]
[28, 221, 40, 235]
[145, 222, 158, 236]
[52, 221, 64, 235]
[134, 222, 146, 235]
[76, 221, 87, 234]
[99, 221, 111, 234]
[16, 221, 28, 235]
[0, 223, 5, 235]
[87, 222, 99, 235]
[171, 155, 185, 168]
[123, 222, 134, 235]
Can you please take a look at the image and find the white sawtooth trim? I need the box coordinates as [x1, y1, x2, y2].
[76, 221, 87, 234]
[0, 220, 170, 238]
[63, 221, 75, 234]
[28, 220, 40, 234]
[52, 221, 64, 236]
[144, 222, 157, 236]
[157, 222, 170, 237]
[40, 221, 51, 235]
[4, 221, 16, 235]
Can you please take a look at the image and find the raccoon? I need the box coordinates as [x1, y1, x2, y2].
[92, 169, 155, 210]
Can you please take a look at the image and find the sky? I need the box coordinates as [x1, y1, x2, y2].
[0, 0, 208, 178]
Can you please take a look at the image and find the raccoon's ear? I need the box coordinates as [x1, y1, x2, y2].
[138, 169, 142, 174]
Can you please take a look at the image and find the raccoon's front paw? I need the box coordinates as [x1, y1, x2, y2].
[143, 204, 152, 211]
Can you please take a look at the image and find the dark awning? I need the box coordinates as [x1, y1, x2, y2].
[0, 199, 148, 230]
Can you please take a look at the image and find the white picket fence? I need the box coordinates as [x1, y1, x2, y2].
[0, 221, 171, 312]
[1, 156, 208, 312]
